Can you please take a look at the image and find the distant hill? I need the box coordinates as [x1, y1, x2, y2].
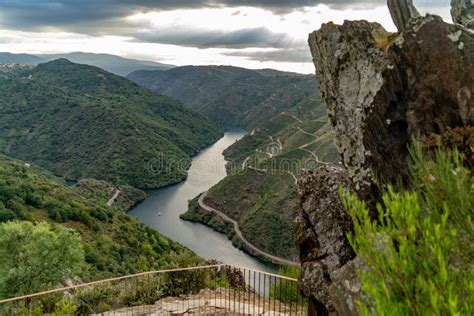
[0, 52, 175, 76]
[0, 59, 221, 188]
[0, 52, 44, 64]
[39, 52, 175, 76]
[255, 68, 308, 77]
[127, 66, 315, 128]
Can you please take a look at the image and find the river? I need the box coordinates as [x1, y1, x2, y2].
[129, 129, 275, 273]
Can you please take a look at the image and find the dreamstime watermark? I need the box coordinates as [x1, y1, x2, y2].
[145, 150, 326, 179]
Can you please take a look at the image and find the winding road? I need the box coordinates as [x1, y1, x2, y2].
[107, 189, 121, 206]
[198, 191, 299, 266]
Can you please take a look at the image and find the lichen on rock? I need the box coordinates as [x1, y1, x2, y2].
[451, 0, 474, 29]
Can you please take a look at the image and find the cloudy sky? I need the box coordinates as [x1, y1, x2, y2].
[0, 0, 451, 73]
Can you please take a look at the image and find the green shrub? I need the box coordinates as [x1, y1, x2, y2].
[343, 147, 473, 315]
[75, 283, 118, 314]
[269, 266, 303, 305]
[50, 299, 78, 316]
[161, 253, 208, 296]
[0, 209, 16, 222]
[119, 275, 164, 306]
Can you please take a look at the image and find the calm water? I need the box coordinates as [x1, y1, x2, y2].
[130, 129, 275, 273]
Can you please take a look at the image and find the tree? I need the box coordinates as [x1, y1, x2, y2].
[0, 221, 85, 299]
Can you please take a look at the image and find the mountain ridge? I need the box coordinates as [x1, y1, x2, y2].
[0, 52, 175, 76]
[127, 65, 315, 128]
[0, 59, 222, 189]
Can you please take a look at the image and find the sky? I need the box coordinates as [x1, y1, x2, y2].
[0, 0, 452, 73]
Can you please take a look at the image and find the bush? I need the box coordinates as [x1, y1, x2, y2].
[0, 209, 16, 222]
[161, 253, 208, 296]
[119, 275, 164, 306]
[343, 146, 473, 315]
[269, 266, 303, 304]
[75, 283, 118, 314]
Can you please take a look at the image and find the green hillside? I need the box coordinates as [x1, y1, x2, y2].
[0, 155, 201, 280]
[182, 89, 339, 260]
[127, 66, 315, 128]
[0, 59, 222, 188]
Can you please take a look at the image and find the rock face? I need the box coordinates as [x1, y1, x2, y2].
[294, 167, 362, 314]
[296, 8, 473, 316]
[451, 0, 474, 29]
[388, 0, 420, 31]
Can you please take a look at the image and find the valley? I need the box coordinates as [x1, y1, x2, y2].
[181, 90, 339, 260]
[0, 55, 338, 266]
[129, 63, 339, 261]
[1, 1, 472, 314]
[128, 129, 274, 272]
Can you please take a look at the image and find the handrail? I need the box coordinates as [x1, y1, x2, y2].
[0, 264, 300, 304]
[0, 264, 224, 304]
[225, 264, 298, 282]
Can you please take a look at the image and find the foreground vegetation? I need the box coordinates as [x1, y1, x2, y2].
[343, 146, 473, 315]
[0, 59, 222, 188]
[0, 248, 225, 315]
[0, 155, 204, 298]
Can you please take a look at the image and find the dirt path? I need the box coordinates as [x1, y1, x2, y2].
[107, 189, 121, 206]
[198, 192, 299, 266]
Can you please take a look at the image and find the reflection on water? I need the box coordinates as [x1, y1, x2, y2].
[130, 129, 275, 273]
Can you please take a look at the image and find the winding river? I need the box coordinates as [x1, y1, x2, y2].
[129, 129, 275, 273]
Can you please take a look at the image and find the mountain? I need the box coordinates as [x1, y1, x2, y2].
[0, 52, 44, 64]
[0, 59, 222, 188]
[0, 52, 175, 76]
[127, 66, 315, 128]
[39, 52, 175, 76]
[0, 154, 200, 279]
[181, 86, 339, 260]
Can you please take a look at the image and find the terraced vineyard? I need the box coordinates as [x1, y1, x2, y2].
[182, 88, 339, 260]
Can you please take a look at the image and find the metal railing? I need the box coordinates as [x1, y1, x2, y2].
[0, 264, 307, 315]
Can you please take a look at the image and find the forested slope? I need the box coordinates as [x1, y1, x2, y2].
[0, 59, 222, 188]
[128, 66, 315, 128]
[0, 155, 200, 280]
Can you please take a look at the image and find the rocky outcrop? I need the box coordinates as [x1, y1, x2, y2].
[296, 4, 473, 316]
[294, 167, 362, 314]
[388, 0, 420, 31]
[309, 15, 473, 194]
[451, 0, 474, 29]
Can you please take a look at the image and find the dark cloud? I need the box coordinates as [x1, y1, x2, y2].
[0, 0, 450, 65]
[0, 0, 202, 31]
[0, 0, 449, 32]
[133, 27, 300, 49]
[222, 48, 312, 63]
